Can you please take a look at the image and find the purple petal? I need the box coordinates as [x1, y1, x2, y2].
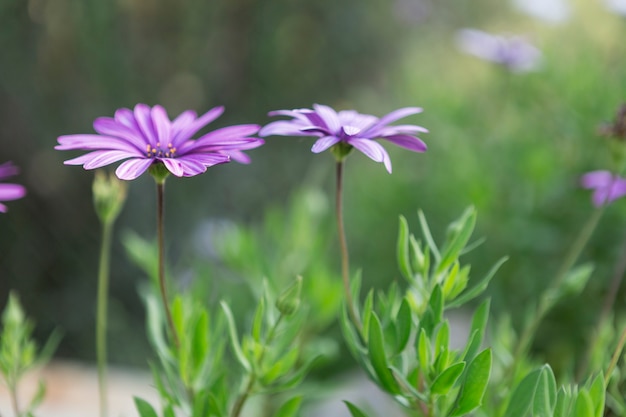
[171, 110, 197, 138]
[0, 184, 27, 200]
[361, 107, 423, 137]
[259, 120, 309, 137]
[349, 138, 393, 173]
[134, 104, 158, 147]
[581, 170, 612, 189]
[313, 104, 341, 134]
[223, 150, 251, 164]
[160, 158, 185, 177]
[311, 136, 341, 153]
[56, 135, 143, 153]
[93, 117, 146, 150]
[151, 106, 172, 146]
[83, 150, 136, 169]
[176, 153, 230, 166]
[115, 158, 154, 180]
[192, 124, 260, 146]
[114, 108, 138, 129]
[177, 159, 209, 176]
[0, 162, 19, 180]
[0, 203, 6, 212]
[171, 106, 224, 147]
[380, 134, 427, 153]
[377, 124, 429, 135]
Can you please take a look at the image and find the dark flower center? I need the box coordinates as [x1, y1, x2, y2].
[146, 142, 177, 158]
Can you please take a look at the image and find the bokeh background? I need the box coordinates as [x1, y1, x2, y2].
[1, 0, 626, 378]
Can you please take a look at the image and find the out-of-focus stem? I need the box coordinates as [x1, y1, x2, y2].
[605, 326, 626, 386]
[156, 181, 180, 348]
[512, 206, 605, 369]
[96, 220, 113, 417]
[336, 161, 360, 330]
[9, 384, 20, 417]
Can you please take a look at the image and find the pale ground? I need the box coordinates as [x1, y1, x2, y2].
[0, 312, 470, 417]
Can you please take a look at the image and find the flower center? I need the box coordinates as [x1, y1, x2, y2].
[146, 142, 177, 158]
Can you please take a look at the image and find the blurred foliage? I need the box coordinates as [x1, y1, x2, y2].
[0, 0, 625, 382]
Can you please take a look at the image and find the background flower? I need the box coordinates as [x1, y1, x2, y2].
[260, 104, 427, 173]
[456, 29, 542, 72]
[581, 170, 626, 207]
[0, 162, 27, 213]
[56, 104, 264, 180]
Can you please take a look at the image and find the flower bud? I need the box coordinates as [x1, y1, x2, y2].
[276, 276, 303, 316]
[93, 170, 127, 224]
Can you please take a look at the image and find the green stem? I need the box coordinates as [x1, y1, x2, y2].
[577, 231, 626, 380]
[230, 314, 284, 417]
[605, 326, 626, 386]
[512, 206, 605, 368]
[96, 220, 113, 417]
[336, 161, 360, 331]
[156, 181, 180, 349]
[9, 383, 20, 417]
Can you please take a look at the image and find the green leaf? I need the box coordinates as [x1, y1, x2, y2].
[361, 290, 374, 342]
[449, 348, 491, 417]
[368, 313, 401, 394]
[418, 328, 431, 373]
[220, 301, 251, 372]
[575, 391, 594, 417]
[504, 368, 542, 417]
[462, 299, 490, 363]
[562, 263, 594, 296]
[429, 284, 444, 325]
[394, 298, 413, 354]
[252, 296, 266, 343]
[389, 366, 428, 402]
[431, 362, 466, 395]
[274, 396, 302, 417]
[447, 257, 508, 309]
[418, 210, 441, 263]
[434, 321, 450, 360]
[398, 215, 413, 281]
[533, 366, 556, 417]
[587, 372, 605, 417]
[554, 387, 571, 417]
[438, 207, 476, 274]
[134, 397, 159, 417]
[410, 234, 430, 279]
[344, 401, 371, 417]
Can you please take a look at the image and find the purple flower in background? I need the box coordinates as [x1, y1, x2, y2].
[512, 0, 570, 24]
[260, 104, 427, 173]
[605, 0, 626, 16]
[456, 29, 542, 73]
[581, 170, 626, 207]
[56, 104, 264, 180]
[0, 162, 26, 213]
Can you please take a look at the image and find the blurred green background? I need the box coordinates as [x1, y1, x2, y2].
[1, 0, 626, 374]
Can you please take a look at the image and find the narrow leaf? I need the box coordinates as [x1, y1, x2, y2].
[503, 368, 543, 417]
[344, 401, 371, 417]
[438, 207, 476, 274]
[220, 301, 251, 372]
[397, 215, 413, 281]
[418, 210, 441, 262]
[447, 257, 508, 309]
[449, 348, 491, 417]
[134, 397, 159, 417]
[431, 362, 466, 395]
[575, 391, 594, 417]
[368, 313, 401, 394]
[274, 396, 303, 417]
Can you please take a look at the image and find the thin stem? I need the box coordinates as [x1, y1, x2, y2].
[577, 231, 626, 380]
[96, 220, 113, 417]
[605, 326, 626, 386]
[336, 161, 361, 330]
[230, 314, 284, 417]
[9, 383, 20, 417]
[512, 207, 605, 369]
[156, 181, 180, 348]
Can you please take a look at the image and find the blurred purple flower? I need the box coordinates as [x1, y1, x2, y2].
[456, 29, 542, 73]
[0, 162, 26, 213]
[605, 0, 626, 16]
[512, 0, 570, 24]
[581, 170, 626, 207]
[260, 104, 427, 173]
[56, 104, 264, 180]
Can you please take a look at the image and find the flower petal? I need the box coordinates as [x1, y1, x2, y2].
[93, 117, 146, 151]
[313, 104, 341, 134]
[581, 170, 612, 189]
[134, 104, 158, 147]
[361, 107, 423, 137]
[380, 134, 427, 153]
[311, 136, 341, 153]
[160, 158, 185, 177]
[223, 150, 251, 164]
[349, 138, 393, 173]
[0, 184, 26, 200]
[151, 105, 172, 146]
[172, 106, 224, 146]
[115, 158, 154, 180]
[0, 203, 7, 212]
[259, 120, 309, 137]
[56, 134, 142, 153]
[83, 150, 136, 169]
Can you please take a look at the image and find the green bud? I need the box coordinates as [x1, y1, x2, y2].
[276, 276, 303, 316]
[330, 142, 353, 162]
[93, 170, 127, 224]
[148, 162, 170, 184]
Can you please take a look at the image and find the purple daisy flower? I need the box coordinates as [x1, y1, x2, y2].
[456, 29, 542, 73]
[581, 170, 626, 207]
[259, 104, 427, 173]
[56, 104, 264, 180]
[0, 162, 26, 213]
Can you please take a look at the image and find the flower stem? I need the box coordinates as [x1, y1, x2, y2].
[513, 206, 605, 368]
[577, 230, 626, 380]
[96, 220, 113, 417]
[156, 181, 180, 349]
[336, 161, 360, 330]
[605, 326, 626, 386]
[230, 314, 284, 417]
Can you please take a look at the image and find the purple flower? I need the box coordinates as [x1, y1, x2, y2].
[56, 104, 264, 180]
[0, 162, 26, 213]
[259, 104, 427, 173]
[581, 170, 626, 207]
[456, 29, 542, 73]
[605, 0, 626, 16]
